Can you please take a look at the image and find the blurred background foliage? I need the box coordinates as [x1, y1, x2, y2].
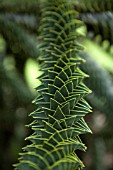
[0, 0, 113, 170]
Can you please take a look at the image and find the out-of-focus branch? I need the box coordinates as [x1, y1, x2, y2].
[0, 13, 38, 32]
[0, 0, 40, 14]
[74, 0, 113, 13]
[0, 17, 39, 59]
[80, 12, 113, 45]
[80, 52, 113, 122]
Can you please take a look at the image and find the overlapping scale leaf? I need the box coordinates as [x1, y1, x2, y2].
[15, 0, 91, 170]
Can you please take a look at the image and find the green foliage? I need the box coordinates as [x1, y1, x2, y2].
[15, 0, 92, 169]
[1, 0, 113, 170]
